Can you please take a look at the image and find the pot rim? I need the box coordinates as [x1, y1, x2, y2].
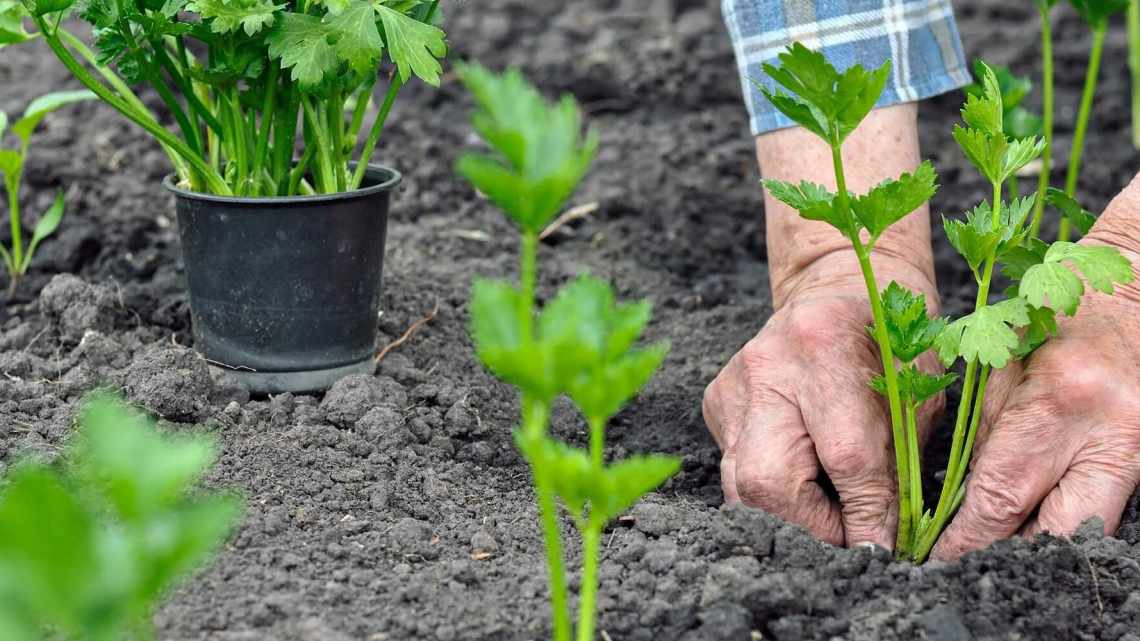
[162, 164, 402, 206]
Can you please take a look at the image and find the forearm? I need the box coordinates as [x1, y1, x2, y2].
[757, 104, 938, 309]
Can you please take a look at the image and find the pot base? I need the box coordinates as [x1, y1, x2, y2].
[212, 359, 373, 395]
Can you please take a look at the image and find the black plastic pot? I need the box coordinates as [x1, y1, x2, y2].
[164, 165, 400, 394]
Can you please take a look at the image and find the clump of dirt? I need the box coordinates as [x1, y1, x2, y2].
[0, 0, 1137, 639]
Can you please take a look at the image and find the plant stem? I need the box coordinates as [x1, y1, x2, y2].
[905, 401, 922, 520]
[576, 519, 602, 641]
[5, 173, 22, 277]
[34, 20, 229, 194]
[1130, 0, 1140, 148]
[914, 182, 1003, 561]
[588, 416, 605, 468]
[831, 139, 912, 554]
[1059, 23, 1106, 242]
[350, 74, 402, 190]
[522, 397, 572, 641]
[1030, 4, 1055, 240]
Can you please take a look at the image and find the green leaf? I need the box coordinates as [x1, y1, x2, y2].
[0, 111, 7, 141]
[0, 2, 31, 48]
[267, 13, 337, 88]
[536, 275, 667, 421]
[960, 62, 1004, 135]
[469, 279, 554, 398]
[1001, 136, 1046, 181]
[185, 0, 283, 35]
[132, 494, 242, 602]
[1020, 241, 1135, 315]
[1020, 261, 1085, 315]
[871, 364, 957, 405]
[1012, 304, 1057, 358]
[328, 0, 384, 74]
[0, 149, 19, 178]
[21, 190, 65, 273]
[1069, 0, 1128, 26]
[375, 3, 447, 86]
[457, 64, 597, 234]
[952, 125, 1006, 184]
[567, 343, 669, 424]
[1006, 107, 1043, 140]
[762, 179, 852, 238]
[935, 297, 1031, 368]
[1000, 237, 1049, 281]
[516, 434, 594, 515]
[74, 395, 218, 522]
[592, 455, 681, 522]
[944, 215, 1000, 274]
[878, 281, 946, 362]
[755, 86, 829, 140]
[850, 161, 938, 239]
[760, 43, 889, 142]
[1045, 188, 1097, 236]
[11, 90, 95, 146]
[25, 0, 73, 17]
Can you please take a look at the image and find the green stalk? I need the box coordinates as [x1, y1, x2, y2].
[831, 138, 912, 554]
[347, 76, 378, 155]
[905, 401, 922, 521]
[118, 22, 202, 157]
[301, 96, 335, 193]
[250, 65, 279, 196]
[914, 365, 991, 561]
[1059, 23, 1107, 242]
[327, 91, 347, 192]
[914, 182, 1003, 560]
[349, 75, 402, 190]
[1007, 175, 1019, 200]
[1030, 4, 1055, 239]
[5, 172, 22, 277]
[575, 518, 603, 641]
[56, 29, 191, 182]
[34, 20, 229, 194]
[348, 0, 439, 190]
[588, 416, 605, 468]
[1130, 0, 1140, 148]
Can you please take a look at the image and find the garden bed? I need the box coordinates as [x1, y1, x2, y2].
[0, 0, 1138, 639]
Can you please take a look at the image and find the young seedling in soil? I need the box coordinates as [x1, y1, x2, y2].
[458, 64, 680, 641]
[0, 393, 242, 641]
[1056, 0, 1127, 241]
[965, 60, 1043, 198]
[11, 0, 446, 196]
[0, 90, 93, 296]
[760, 47, 1134, 562]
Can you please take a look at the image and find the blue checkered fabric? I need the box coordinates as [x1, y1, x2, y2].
[723, 0, 970, 135]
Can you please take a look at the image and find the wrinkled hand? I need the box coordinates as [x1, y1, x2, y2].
[703, 254, 942, 549]
[934, 226, 1140, 559]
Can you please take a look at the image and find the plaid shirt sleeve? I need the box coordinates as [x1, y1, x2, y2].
[723, 0, 970, 135]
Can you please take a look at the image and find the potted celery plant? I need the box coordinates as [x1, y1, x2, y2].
[10, 0, 446, 392]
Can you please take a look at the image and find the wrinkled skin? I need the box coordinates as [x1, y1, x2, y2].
[703, 252, 943, 550]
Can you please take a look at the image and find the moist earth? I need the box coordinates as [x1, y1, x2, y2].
[1, 1, 1139, 640]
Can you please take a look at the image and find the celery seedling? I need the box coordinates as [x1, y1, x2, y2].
[13, 0, 446, 196]
[760, 48, 1133, 562]
[0, 90, 94, 296]
[916, 63, 1132, 560]
[1057, 0, 1127, 241]
[0, 393, 242, 640]
[757, 43, 941, 556]
[459, 64, 679, 641]
[964, 60, 1043, 197]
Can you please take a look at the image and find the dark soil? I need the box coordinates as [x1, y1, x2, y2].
[1, 1, 1139, 640]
